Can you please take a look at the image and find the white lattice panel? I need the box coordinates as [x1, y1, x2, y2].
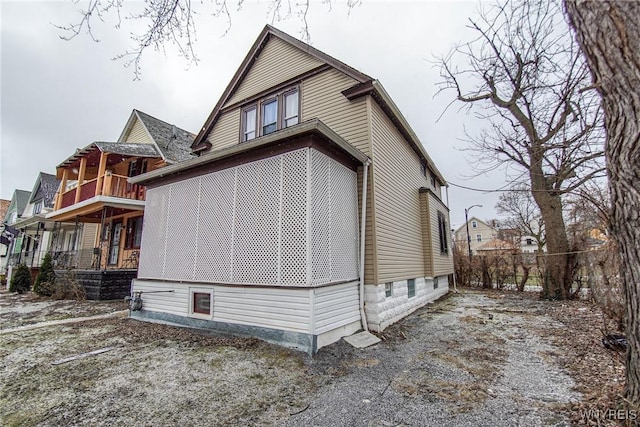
[280, 150, 308, 285]
[163, 177, 200, 281]
[138, 187, 170, 279]
[233, 156, 281, 284]
[193, 169, 235, 283]
[137, 147, 360, 287]
[311, 150, 332, 285]
[330, 159, 359, 280]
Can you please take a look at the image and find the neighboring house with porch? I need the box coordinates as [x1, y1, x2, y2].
[129, 25, 454, 354]
[2, 190, 31, 277]
[45, 109, 194, 299]
[7, 173, 64, 281]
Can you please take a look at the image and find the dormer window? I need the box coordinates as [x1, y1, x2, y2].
[33, 200, 43, 214]
[241, 87, 299, 142]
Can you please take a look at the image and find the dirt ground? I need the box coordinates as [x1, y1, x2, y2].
[0, 288, 626, 426]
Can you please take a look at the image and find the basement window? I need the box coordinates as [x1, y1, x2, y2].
[407, 279, 416, 298]
[192, 291, 212, 316]
[434, 277, 439, 289]
[385, 282, 393, 298]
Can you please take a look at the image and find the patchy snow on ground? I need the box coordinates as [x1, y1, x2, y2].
[0, 288, 625, 426]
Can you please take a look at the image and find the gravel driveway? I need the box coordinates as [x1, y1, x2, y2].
[289, 291, 579, 427]
[1, 290, 582, 426]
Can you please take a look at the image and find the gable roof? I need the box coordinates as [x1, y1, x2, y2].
[29, 172, 61, 208]
[454, 216, 494, 235]
[119, 109, 195, 163]
[5, 190, 31, 221]
[190, 25, 446, 185]
[57, 142, 162, 169]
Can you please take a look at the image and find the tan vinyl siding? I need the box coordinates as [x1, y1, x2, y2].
[225, 37, 324, 107]
[419, 191, 434, 277]
[302, 69, 370, 155]
[125, 117, 153, 144]
[429, 193, 454, 276]
[357, 164, 377, 284]
[206, 109, 241, 151]
[370, 101, 430, 283]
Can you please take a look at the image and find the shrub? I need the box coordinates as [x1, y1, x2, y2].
[34, 253, 56, 296]
[49, 270, 86, 301]
[9, 264, 32, 294]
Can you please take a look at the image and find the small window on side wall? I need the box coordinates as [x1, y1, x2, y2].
[434, 277, 439, 289]
[437, 211, 449, 254]
[407, 279, 416, 298]
[385, 282, 393, 298]
[193, 292, 211, 315]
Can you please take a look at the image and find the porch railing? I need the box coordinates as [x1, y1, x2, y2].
[57, 174, 145, 210]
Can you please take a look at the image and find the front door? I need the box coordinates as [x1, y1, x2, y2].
[108, 222, 122, 265]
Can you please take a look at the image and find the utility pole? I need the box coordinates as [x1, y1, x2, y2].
[465, 204, 482, 263]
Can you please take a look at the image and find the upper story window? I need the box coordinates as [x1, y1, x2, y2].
[241, 87, 299, 142]
[476, 234, 482, 242]
[242, 106, 257, 141]
[471, 220, 478, 228]
[262, 98, 278, 135]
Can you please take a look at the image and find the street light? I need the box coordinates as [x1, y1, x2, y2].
[465, 204, 483, 263]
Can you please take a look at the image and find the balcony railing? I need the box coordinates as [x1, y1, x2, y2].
[57, 174, 145, 210]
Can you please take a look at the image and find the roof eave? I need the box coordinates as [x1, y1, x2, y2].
[131, 119, 370, 185]
[343, 80, 448, 186]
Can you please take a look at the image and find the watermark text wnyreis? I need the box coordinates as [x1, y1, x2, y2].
[580, 409, 638, 422]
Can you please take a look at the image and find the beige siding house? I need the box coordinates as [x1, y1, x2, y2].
[454, 217, 498, 255]
[129, 25, 454, 354]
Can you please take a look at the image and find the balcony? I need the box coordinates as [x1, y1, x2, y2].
[57, 174, 146, 210]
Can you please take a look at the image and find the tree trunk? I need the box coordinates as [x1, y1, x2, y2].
[530, 169, 573, 300]
[565, 0, 640, 410]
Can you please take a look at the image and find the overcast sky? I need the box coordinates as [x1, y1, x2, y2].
[1, 0, 512, 227]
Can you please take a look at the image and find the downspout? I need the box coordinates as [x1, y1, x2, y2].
[359, 159, 371, 332]
[445, 185, 457, 293]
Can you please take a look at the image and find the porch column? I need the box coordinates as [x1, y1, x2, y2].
[55, 169, 69, 210]
[74, 157, 87, 204]
[95, 152, 108, 196]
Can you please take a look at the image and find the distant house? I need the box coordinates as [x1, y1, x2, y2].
[6, 174, 61, 278]
[45, 109, 194, 299]
[454, 217, 497, 255]
[129, 25, 454, 354]
[1, 193, 28, 277]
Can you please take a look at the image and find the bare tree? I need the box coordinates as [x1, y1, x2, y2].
[438, 0, 604, 300]
[495, 186, 545, 253]
[55, 0, 360, 78]
[565, 0, 640, 412]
